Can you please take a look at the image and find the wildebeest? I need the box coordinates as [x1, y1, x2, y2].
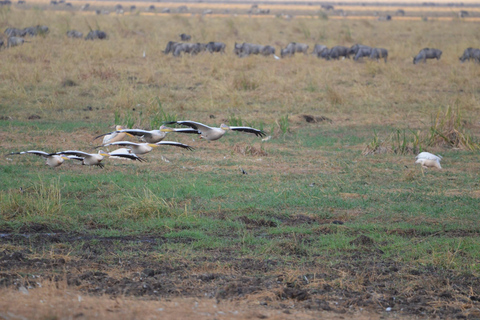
[66, 30, 83, 38]
[80, 3, 89, 10]
[396, 9, 405, 16]
[5, 27, 25, 37]
[354, 47, 373, 61]
[85, 30, 107, 40]
[172, 43, 206, 57]
[321, 4, 334, 10]
[23, 25, 49, 36]
[17, 0, 25, 4]
[0, 39, 4, 48]
[234, 42, 265, 57]
[325, 46, 350, 60]
[459, 10, 468, 18]
[177, 5, 188, 13]
[261, 45, 275, 56]
[286, 42, 309, 55]
[378, 15, 392, 21]
[114, 4, 122, 10]
[206, 41, 226, 53]
[180, 33, 191, 41]
[311, 44, 327, 56]
[413, 48, 442, 64]
[280, 46, 295, 58]
[164, 41, 180, 54]
[349, 44, 371, 56]
[203, 9, 213, 15]
[147, 5, 155, 12]
[459, 47, 480, 63]
[7, 36, 25, 47]
[50, 0, 57, 4]
[369, 48, 388, 62]
[129, 5, 136, 11]
[162, 8, 170, 13]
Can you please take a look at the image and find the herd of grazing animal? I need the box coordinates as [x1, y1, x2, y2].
[9, 121, 266, 168]
[0, 24, 477, 65]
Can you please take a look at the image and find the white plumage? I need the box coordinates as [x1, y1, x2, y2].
[415, 152, 442, 169]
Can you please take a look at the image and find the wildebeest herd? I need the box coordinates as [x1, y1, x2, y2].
[1, 25, 478, 65]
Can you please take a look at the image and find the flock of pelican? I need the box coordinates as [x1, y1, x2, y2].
[9, 121, 267, 168]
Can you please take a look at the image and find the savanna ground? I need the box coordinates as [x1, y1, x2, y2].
[1, 4, 480, 319]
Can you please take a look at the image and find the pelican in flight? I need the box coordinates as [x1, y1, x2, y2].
[55, 150, 143, 168]
[9, 150, 70, 168]
[98, 141, 194, 155]
[94, 125, 199, 144]
[162, 121, 266, 141]
[415, 152, 442, 175]
[102, 125, 131, 145]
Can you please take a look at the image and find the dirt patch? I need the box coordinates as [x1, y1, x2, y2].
[1, 233, 479, 319]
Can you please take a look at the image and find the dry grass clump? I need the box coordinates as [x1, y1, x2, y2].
[427, 106, 479, 151]
[120, 188, 181, 220]
[233, 143, 268, 156]
[363, 106, 479, 155]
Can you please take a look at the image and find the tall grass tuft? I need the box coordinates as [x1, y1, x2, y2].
[277, 114, 290, 135]
[0, 179, 62, 219]
[150, 97, 177, 129]
[121, 188, 181, 220]
[427, 106, 479, 151]
[228, 114, 243, 126]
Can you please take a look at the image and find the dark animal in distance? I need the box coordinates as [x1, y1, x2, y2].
[85, 30, 107, 40]
[180, 33, 191, 41]
[7, 36, 25, 47]
[370, 48, 388, 62]
[66, 30, 83, 38]
[354, 47, 373, 61]
[324, 46, 350, 60]
[234, 42, 266, 57]
[261, 45, 275, 56]
[413, 48, 442, 64]
[459, 47, 480, 63]
[206, 41, 226, 53]
[164, 41, 179, 54]
[349, 44, 372, 56]
[311, 44, 327, 56]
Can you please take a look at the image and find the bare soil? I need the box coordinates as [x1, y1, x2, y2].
[1, 230, 479, 319]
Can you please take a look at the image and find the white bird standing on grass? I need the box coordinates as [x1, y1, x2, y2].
[9, 150, 70, 168]
[162, 121, 266, 141]
[415, 152, 442, 175]
[97, 141, 194, 155]
[94, 125, 199, 144]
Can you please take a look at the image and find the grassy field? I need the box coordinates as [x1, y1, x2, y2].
[1, 7, 480, 319]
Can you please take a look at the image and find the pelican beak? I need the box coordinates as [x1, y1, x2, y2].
[148, 144, 158, 148]
[61, 156, 70, 160]
[99, 152, 110, 157]
[160, 128, 174, 132]
[126, 133, 134, 137]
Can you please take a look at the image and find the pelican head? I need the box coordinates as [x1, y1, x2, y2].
[98, 150, 110, 157]
[160, 125, 174, 133]
[220, 124, 231, 131]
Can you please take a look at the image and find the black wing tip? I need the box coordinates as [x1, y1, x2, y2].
[257, 131, 267, 137]
[163, 121, 177, 125]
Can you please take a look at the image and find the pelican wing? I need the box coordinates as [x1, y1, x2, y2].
[55, 150, 92, 157]
[229, 126, 267, 137]
[416, 152, 442, 161]
[66, 155, 84, 162]
[156, 141, 195, 151]
[94, 129, 152, 141]
[100, 141, 142, 148]
[172, 128, 201, 134]
[10, 150, 53, 158]
[166, 121, 213, 132]
[108, 152, 146, 162]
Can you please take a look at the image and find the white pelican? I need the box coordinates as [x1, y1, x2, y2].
[162, 121, 266, 141]
[415, 152, 442, 176]
[54, 150, 111, 168]
[101, 125, 132, 145]
[415, 152, 442, 170]
[9, 150, 70, 168]
[94, 125, 199, 144]
[98, 141, 194, 155]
